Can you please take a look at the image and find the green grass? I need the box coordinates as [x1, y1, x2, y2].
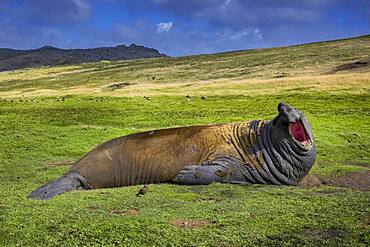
[0, 35, 369, 246]
[0, 93, 369, 246]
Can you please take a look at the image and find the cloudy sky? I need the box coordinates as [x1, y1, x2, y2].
[0, 0, 369, 56]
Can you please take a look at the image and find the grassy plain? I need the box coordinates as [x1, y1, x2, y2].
[0, 35, 369, 246]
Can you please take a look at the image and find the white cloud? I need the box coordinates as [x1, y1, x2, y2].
[222, 0, 233, 9]
[70, 0, 91, 21]
[156, 21, 173, 33]
[253, 28, 262, 40]
[217, 28, 263, 42]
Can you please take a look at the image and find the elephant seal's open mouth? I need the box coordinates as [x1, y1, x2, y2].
[289, 120, 311, 148]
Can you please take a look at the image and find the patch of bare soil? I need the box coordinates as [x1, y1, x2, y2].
[298, 175, 322, 188]
[324, 171, 370, 191]
[109, 208, 140, 216]
[359, 213, 370, 226]
[170, 219, 209, 229]
[273, 72, 288, 78]
[329, 60, 369, 74]
[107, 82, 133, 90]
[304, 228, 342, 240]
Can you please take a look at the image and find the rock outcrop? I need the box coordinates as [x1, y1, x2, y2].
[0, 44, 168, 71]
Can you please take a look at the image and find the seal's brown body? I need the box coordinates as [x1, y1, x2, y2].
[29, 103, 316, 200]
[71, 122, 261, 189]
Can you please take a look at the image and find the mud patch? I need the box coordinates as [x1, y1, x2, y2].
[325, 171, 370, 191]
[109, 208, 140, 216]
[170, 219, 209, 229]
[107, 82, 133, 90]
[359, 213, 370, 226]
[274, 72, 287, 78]
[298, 175, 322, 188]
[304, 228, 342, 240]
[329, 60, 369, 74]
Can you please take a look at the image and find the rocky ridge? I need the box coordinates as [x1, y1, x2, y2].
[0, 44, 168, 71]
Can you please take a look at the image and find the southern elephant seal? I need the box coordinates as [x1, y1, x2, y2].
[29, 102, 316, 199]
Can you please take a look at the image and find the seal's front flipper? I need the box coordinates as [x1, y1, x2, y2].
[28, 172, 89, 200]
[173, 165, 220, 185]
[173, 157, 251, 185]
[173, 163, 243, 185]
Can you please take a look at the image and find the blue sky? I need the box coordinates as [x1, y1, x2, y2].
[0, 0, 369, 56]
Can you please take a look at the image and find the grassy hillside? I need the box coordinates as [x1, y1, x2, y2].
[0, 35, 369, 97]
[0, 35, 369, 246]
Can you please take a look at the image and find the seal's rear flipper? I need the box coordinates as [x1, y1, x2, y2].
[28, 172, 90, 200]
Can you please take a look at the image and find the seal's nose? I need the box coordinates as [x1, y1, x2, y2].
[277, 102, 301, 123]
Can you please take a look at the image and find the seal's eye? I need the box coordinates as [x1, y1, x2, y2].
[289, 120, 309, 145]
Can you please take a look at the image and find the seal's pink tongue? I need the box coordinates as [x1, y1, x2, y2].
[289, 121, 308, 144]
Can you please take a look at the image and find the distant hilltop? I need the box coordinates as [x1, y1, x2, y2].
[0, 44, 168, 72]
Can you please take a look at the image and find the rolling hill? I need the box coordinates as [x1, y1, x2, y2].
[0, 35, 369, 98]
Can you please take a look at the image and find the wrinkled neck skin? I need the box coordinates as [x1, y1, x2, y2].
[249, 104, 316, 185]
[260, 120, 316, 185]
